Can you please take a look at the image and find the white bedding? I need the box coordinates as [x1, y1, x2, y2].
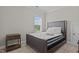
[47, 27, 61, 35]
[29, 32, 62, 40]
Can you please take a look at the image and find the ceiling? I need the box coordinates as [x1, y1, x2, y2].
[27, 6, 65, 13]
[35, 6, 65, 13]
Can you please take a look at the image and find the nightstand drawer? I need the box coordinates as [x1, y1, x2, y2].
[6, 34, 21, 40]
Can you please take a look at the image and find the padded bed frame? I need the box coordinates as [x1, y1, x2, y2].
[26, 21, 67, 53]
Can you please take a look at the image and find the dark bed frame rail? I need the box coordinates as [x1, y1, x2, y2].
[26, 34, 47, 53]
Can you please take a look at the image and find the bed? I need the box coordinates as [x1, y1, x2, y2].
[26, 21, 67, 53]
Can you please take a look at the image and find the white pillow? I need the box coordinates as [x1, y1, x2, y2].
[47, 27, 61, 35]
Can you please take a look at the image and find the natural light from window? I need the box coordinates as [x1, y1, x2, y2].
[34, 16, 42, 32]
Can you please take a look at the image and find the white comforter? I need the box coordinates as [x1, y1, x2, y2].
[29, 32, 62, 40]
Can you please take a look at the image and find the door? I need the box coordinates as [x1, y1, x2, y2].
[71, 20, 79, 45]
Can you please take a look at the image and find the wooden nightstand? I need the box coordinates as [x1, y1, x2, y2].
[6, 33, 21, 52]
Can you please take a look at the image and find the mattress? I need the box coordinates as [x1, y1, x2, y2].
[47, 35, 64, 46]
[28, 32, 62, 40]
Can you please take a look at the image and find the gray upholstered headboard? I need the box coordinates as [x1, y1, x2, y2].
[47, 21, 67, 38]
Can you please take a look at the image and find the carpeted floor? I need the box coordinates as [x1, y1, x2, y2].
[8, 43, 78, 53]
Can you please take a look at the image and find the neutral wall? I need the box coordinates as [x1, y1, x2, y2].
[0, 6, 46, 47]
[46, 7, 79, 45]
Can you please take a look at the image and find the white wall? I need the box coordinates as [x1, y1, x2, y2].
[46, 7, 79, 45]
[0, 8, 4, 47]
[0, 6, 46, 47]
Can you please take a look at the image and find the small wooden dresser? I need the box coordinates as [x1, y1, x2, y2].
[6, 33, 21, 52]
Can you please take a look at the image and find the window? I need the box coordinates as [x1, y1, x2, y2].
[34, 16, 42, 32]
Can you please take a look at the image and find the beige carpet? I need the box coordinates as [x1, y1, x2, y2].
[8, 43, 78, 53]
